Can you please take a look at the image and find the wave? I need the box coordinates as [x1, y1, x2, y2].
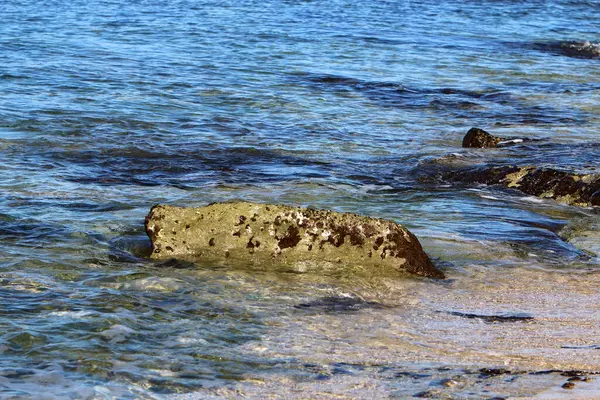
[290, 72, 585, 124]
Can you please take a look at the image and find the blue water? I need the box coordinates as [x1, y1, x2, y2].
[1, 0, 599, 398]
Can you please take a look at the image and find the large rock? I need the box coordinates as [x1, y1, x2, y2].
[145, 202, 445, 279]
[446, 166, 600, 207]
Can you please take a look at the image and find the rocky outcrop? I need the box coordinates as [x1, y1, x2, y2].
[145, 202, 445, 279]
[446, 166, 600, 207]
[462, 127, 531, 148]
[559, 41, 600, 58]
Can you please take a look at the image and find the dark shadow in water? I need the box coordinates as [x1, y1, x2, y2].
[53, 145, 335, 188]
[447, 311, 534, 323]
[0, 214, 68, 246]
[0, 286, 64, 317]
[294, 296, 389, 313]
[108, 236, 153, 263]
[288, 72, 586, 125]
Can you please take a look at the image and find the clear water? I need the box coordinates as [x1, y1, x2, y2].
[1, 0, 599, 398]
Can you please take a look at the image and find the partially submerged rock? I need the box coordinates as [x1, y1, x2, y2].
[462, 127, 530, 148]
[462, 127, 502, 148]
[145, 202, 444, 279]
[533, 40, 600, 60]
[446, 165, 600, 207]
[561, 217, 600, 257]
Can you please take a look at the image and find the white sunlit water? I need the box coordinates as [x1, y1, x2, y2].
[1, 0, 599, 398]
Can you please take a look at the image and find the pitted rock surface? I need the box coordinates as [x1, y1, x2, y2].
[145, 202, 444, 279]
[446, 166, 600, 207]
[462, 127, 532, 149]
[462, 127, 502, 148]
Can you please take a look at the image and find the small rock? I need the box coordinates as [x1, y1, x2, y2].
[562, 382, 576, 389]
[567, 376, 593, 382]
[462, 127, 502, 148]
[441, 378, 459, 387]
[480, 368, 511, 376]
[414, 390, 437, 398]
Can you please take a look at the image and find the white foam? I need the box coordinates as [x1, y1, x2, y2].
[358, 184, 393, 194]
[121, 277, 183, 292]
[521, 195, 546, 203]
[0, 376, 155, 400]
[98, 324, 135, 343]
[46, 310, 94, 319]
[477, 193, 500, 200]
[176, 336, 210, 345]
[498, 138, 523, 144]
[567, 40, 600, 56]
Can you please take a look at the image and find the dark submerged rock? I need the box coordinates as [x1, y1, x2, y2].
[145, 202, 445, 279]
[533, 41, 600, 59]
[479, 368, 513, 376]
[448, 311, 534, 323]
[445, 166, 600, 207]
[294, 296, 387, 313]
[560, 41, 600, 58]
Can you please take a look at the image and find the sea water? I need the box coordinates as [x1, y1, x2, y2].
[1, 0, 599, 398]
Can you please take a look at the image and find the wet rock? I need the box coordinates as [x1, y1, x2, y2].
[395, 371, 432, 379]
[462, 127, 533, 148]
[479, 368, 512, 377]
[560, 217, 600, 257]
[560, 371, 594, 377]
[562, 382, 575, 389]
[566, 376, 591, 382]
[449, 311, 534, 323]
[462, 128, 503, 148]
[414, 390, 447, 398]
[560, 41, 600, 58]
[534, 41, 600, 59]
[591, 190, 600, 206]
[445, 166, 600, 207]
[440, 378, 459, 387]
[145, 202, 445, 279]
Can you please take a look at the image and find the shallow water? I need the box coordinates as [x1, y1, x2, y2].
[1, 0, 599, 398]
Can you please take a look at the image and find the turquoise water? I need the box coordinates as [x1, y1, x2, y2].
[1, 0, 599, 398]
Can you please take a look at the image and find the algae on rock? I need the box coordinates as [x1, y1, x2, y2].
[145, 202, 444, 279]
[446, 166, 600, 207]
